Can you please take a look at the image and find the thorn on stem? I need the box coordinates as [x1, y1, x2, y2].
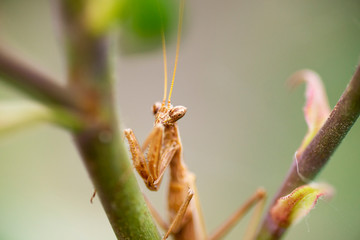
[90, 190, 97, 204]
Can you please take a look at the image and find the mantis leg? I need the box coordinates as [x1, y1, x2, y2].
[125, 126, 178, 190]
[154, 143, 179, 186]
[141, 125, 178, 188]
[143, 194, 169, 231]
[162, 189, 194, 240]
[146, 125, 164, 179]
[243, 189, 267, 240]
[141, 124, 162, 152]
[124, 128, 151, 181]
[94, 128, 166, 201]
[208, 188, 266, 240]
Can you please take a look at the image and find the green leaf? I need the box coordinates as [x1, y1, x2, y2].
[85, 0, 126, 35]
[270, 183, 334, 228]
[119, 0, 177, 54]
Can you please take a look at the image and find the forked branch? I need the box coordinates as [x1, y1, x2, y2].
[58, 0, 160, 239]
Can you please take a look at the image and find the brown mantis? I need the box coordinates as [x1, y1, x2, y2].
[124, 0, 266, 239]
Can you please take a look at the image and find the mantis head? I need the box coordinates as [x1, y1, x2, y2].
[152, 102, 187, 126]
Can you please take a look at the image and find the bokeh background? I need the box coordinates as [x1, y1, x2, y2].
[1, 0, 360, 239]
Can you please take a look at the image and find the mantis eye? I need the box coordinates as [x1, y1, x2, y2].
[168, 106, 187, 123]
[152, 102, 162, 115]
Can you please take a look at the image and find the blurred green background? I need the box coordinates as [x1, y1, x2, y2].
[1, 0, 360, 239]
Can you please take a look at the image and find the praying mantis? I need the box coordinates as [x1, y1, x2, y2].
[124, 0, 266, 239]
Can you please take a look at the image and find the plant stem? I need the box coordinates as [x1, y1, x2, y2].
[257, 65, 360, 239]
[0, 46, 81, 111]
[0, 101, 83, 135]
[59, 1, 160, 239]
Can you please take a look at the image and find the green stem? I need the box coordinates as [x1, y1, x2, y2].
[0, 101, 83, 135]
[257, 65, 360, 239]
[59, 1, 160, 239]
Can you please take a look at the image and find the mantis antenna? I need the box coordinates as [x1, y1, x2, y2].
[167, 0, 185, 106]
[161, 30, 168, 106]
